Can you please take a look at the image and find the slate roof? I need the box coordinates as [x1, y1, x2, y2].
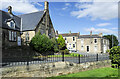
[56, 33, 79, 37]
[0, 10, 20, 31]
[78, 35, 102, 38]
[18, 11, 45, 31]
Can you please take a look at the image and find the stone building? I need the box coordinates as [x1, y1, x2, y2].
[56, 31, 109, 54]
[0, 6, 21, 48]
[0, 1, 55, 48]
[19, 1, 55, 43]
[56, 31, 79, 52]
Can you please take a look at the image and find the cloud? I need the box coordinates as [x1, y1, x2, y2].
[0, 0, 39, 14]
[85, 27, 117, 34]
[71, 1, 118, 20]
[65, 3, 70, 6]
[62, 3, 71, 10]
[62, 7, 68, 10]
[96, 23, 111, 27]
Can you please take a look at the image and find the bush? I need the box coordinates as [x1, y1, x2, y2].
[57, 35, 66, 50]
[109, 46, 120, 64]
[51, 38, 59, 53]
[64, 49, 69, 54]
[30, 32, 54, 54]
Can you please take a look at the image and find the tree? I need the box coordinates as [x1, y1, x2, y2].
[30, 32, 54, 54]
[57, 35, 66, 50]
[51, 38, 59, 53]
[103, 35, 119, 49]
[109, 46, 120, 64]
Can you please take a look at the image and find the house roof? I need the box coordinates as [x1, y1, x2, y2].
[18, 11, 45, 31]
[0, 10, 20, 31]
[78, 34, 102, 38]
[56, 33, 79, 37]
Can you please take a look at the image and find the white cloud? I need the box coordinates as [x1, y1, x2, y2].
[85, 27, 117, 34]
[62, 3, 71, 10]
[62, 7, 68, 10]
[0, 0, 39, 14]
[65, 3, 70, 6]
[71, 1, 118, 20]
[96, 23, 111, 27]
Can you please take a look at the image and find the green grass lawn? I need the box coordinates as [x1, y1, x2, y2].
[47, 53, 82, 57]
[48, 67, 119, 79]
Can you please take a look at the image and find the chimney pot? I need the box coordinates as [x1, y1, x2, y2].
[8, 6, 12, 15]
[69, 30, 71, 34]
[90, 31, 92, 36]
[44, 1, 49, 11]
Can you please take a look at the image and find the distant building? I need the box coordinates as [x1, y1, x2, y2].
[56, 31, 79, 52]
[56, 31, 109, 54]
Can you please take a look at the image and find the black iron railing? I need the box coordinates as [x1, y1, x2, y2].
[1, 53, 109, 67]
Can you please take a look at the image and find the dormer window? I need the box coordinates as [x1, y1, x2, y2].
[7, 20, 15, 28]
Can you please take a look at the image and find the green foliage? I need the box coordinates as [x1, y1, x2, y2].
[64, 49, 69, 54]
[30, 33, 54, 54]
[109, 46, 120, 64]
[57, 35, 66, 50]
[51, 38, 59, 53]
[103, 35, 119, 49]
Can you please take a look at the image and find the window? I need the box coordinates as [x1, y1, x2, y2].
[73, 44, 75, 48]
[9, 31, 16, 41]
[25, 32, 29, 42]
[94, 46, 97, 51]
[81, 45, 84, 50]
[7, 20, 15, 28]
[65, 37, 67, 40]
[9, 31, 11, 41]
[81, 39, 84, 44]
[94, 39, 97, 43]
[73, 37, 75, 41]
[14, 32, 16, 41]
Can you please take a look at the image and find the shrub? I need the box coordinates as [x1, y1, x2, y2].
[51, 38, 59, 53]
[64, 49, 69, 54]
[109, 46, 120, 64]
[30, 32, 54, 54]
[57, 35, 66, 50]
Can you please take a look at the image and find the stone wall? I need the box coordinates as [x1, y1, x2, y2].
[1, 60, 111, 77]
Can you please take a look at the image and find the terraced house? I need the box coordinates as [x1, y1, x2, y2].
[56, 31, 109, 54]
[0, 1, 55, 48]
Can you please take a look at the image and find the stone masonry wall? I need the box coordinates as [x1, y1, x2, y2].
[1, 60, 111, 77]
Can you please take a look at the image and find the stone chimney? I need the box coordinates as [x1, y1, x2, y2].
[99, 33, 103, 37]
[69, 30, 71, 34]
[90, 31, 92, 36]
[8, 6, 13, 15]
[44, 1, 49, 11]
[56, 30, 58, 35]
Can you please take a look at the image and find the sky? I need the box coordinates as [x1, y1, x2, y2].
[0, 0, 119, 36]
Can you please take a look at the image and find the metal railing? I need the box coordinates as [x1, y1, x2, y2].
[1, 53, 109, 67]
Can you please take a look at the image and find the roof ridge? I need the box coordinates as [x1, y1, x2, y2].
[17, 10, 44, 16]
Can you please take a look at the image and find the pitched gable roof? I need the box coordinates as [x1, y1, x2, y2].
[0, 10, 20, 31]
[18, 11, 45, 31]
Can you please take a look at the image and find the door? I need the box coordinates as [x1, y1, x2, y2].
[87, 46, 89, 53]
